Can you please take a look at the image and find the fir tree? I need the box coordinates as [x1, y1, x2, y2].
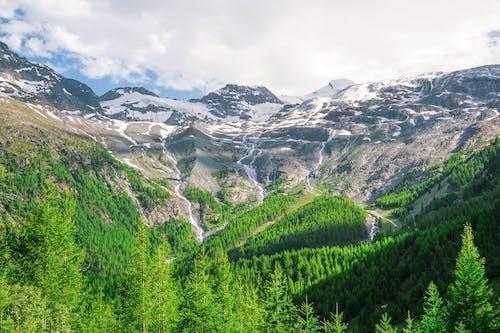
[179, 252, 219, 333]
[26, 189, 84, 331]
[402, 312, 416, 333]
[295, 299, 321, 333]
[419, 282, 447, 333]
[145, 237, 179, 333]
[263, 263, 297, 333]
[231, 279, 264, 333]
[323, 303, 348, 333]
[447, 225, 495, 332]
[79, 293, 118, 333]
[375, 313, 397, 333]
[123, 219, 150, 332]
[210, 250, 235, 332]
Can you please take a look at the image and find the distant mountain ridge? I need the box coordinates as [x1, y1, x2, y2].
[0, 41, 101, 113]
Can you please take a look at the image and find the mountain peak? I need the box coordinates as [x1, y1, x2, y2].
[99, 87, 158, 102]
[193, 83, 283, 118]
[305, 78, 355, 99]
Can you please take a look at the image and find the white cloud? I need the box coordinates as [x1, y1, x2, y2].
[2, 0, 500, 95]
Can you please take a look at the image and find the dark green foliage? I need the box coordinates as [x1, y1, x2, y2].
[202, 193, 295, 252]
[233, 195, 367, 258]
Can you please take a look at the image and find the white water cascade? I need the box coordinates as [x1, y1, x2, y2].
[237, 135, 265, 202]
[162, 147, 204, 242]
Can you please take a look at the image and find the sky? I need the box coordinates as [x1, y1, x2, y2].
[1, 0, 500, 99]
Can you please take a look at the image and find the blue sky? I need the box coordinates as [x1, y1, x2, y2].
[1, 0, 500, 98]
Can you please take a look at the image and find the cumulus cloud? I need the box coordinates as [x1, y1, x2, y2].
[1, 0, 500, 95]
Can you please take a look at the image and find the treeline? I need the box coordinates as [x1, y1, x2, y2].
[231, 195, 367, 259]
[376, 137, 500, 215]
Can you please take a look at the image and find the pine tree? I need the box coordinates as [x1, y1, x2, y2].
[447, 225, 495, 332]
[123, 219, 150, 332]
[179, 252, 219, 333]
[323, 303, 348, 333]
[419, 282, 447, 333]
[402, 312, 416, 333]
[79, 293, 118, 333]
[145, 237, 179, 332]
[295, 299, 321, 333]
[263, 263, 297, 333]
[26, 189, 84, 331]
[375, 313, 397, 333]
[232, 279, 264, 333]
[210, 250, 235, 332]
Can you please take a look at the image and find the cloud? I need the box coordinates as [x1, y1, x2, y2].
[1, 0, 500, 95]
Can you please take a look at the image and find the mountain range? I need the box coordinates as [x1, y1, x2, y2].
[1, 40, 499, 236]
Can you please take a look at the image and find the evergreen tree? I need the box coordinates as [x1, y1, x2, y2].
[375, 313, 397, 333]
[146, 237, 179, 332]
[419, 282, 447, 333]
[26, 189, 84, 331]
[447, 225, 495, 332]
[402, 312, 416, 333]
[322, 304, 348, 333]
[231, 279, 264, 333]
[263, 263, 297, 333]
[123, 219, 150, 332]
[179, 253, 219, 333]
[210, 250, 235, 332]
[295, 300, 321, 333]
[79, 293, 118, 333]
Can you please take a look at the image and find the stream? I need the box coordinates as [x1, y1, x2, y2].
[162, 146, 205, 242]
[237, 135, 265, 202]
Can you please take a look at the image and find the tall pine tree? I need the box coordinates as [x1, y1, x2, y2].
[295, 299, 321, 333]
[447, 225, 495, 332]
[322, 304, 348, 333]
[179, 252, 219, 333]
[263, 263, 297, 333]
[375, 313, 397, 333]
[26, 188, 84, 331]
[419, 282, 447, 333]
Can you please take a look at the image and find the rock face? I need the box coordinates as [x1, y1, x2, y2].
[0, 42, 101, 113]
[192, 84, 284, 119]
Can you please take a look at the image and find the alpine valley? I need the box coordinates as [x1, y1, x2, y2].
[0, 40, 498, 332]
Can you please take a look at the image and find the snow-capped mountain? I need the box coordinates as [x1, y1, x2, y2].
[0, 39, 498, 205]
[304, 79, 355, 99]
[99, 84, 287, 124]
[99, 87, 215, 125]
[192, 84, 284, 120]
[0, 42, 101, 113]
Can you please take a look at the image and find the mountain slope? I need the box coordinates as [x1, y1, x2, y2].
[0, 42, 101, 113]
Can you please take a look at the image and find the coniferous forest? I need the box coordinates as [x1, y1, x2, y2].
[0, 112, 499, 332]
